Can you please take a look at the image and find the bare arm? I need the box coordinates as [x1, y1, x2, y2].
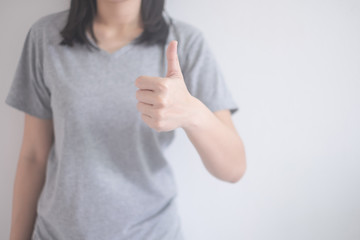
[182, 97, 247, 183]
[10, 114, 54, 240]
[134, 41, 246, 183]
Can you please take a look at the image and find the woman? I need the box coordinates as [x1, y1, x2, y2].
[5, 0, 246, 239]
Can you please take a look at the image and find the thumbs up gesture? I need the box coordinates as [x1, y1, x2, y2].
[135, 40, 197, 132]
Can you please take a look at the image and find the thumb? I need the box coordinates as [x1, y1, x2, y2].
[166, 40, 182, 78]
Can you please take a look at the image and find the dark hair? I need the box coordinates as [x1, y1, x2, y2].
[59, 0, 169, 51]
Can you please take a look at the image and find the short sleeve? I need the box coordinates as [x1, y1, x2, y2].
[181, 32, 239, 115]
[4, 26, 53, 119]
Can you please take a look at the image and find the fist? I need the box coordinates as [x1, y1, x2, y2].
[135, 40, 195, 132]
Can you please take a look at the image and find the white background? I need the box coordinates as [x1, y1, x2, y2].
[1, 0, 359, 239]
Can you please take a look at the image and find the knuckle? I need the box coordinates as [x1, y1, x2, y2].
[154, 110, 164, 120]
[158, 81, 169, 91]
[135, 76, 142, 85]
[157, 97, 167, 107]
[135, 90, 139, 99]
[154, 121, 164, 132]
[141, 114, 147, 123]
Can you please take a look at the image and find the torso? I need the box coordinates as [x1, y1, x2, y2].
[23, 8, 207, 240]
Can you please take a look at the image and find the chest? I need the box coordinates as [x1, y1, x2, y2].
[43, 44, 167, 125]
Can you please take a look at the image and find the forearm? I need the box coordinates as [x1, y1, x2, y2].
[10, 159, 46, 240]
[182, 97, 246, 183]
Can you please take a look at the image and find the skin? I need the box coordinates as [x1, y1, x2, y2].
[135, 41, 246, 183]
[10, 115, 54, 240]
[10, 0, 246, 238]
[90, 0, 144, 54]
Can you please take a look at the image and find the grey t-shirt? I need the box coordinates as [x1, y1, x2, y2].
[4, 9, 239, 240]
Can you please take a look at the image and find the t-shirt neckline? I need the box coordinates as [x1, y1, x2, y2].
[85, 30, 142, 59]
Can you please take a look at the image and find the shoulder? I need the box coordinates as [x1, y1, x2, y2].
[166, 16, 205, 45]
[167, 17, 203, 38]
[28, 9, 69, 44]
[165, 16, 207, 61]
[31, 9, 69, 31]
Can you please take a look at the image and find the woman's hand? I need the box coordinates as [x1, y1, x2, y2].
[135, 40, 199, 132]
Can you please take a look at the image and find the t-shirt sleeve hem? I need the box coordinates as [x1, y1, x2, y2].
[203, 100, 240, 115]
[5, 96, 53, 119]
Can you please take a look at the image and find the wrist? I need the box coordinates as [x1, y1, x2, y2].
[181, 96, 210, 132]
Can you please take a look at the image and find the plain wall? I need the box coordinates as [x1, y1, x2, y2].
[1, 0, 359, 239]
